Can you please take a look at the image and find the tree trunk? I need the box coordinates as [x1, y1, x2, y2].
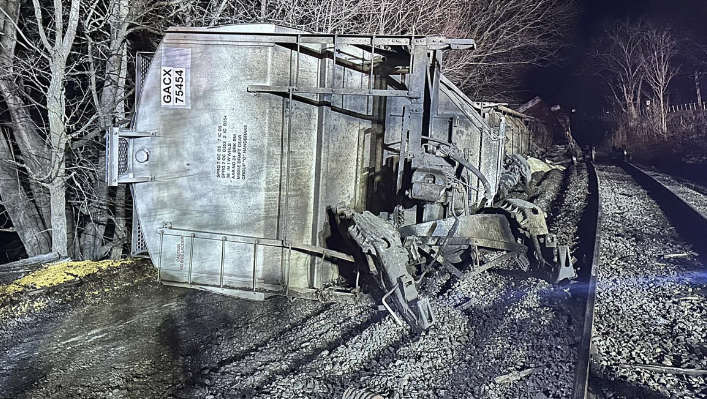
[48, 166, 69, 257]
[0, 79, 53, 231]
[636, 79, 643, 117]
[0, 0, 52, 228]
[0, 81, 52, 223]
[0, 131, 52, 256]
[0, 0, 53, 256]
[47, 73, 70, 257]
[695, 71, 702, 108]
[110, 185, 127, 259]
[35, 0, 81, 258]
[109, 43, 129, 259]
[659, 94, 667, 135]
[45, 50, 72, 257]
[79, 151, 109, 260]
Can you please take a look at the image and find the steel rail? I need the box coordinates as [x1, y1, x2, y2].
[573, 161, 707, 398]
[571, 161, 602, 399]
[622, 162, 707, 253]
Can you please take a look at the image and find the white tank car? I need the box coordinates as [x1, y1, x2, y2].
[107, 24, 575, 331]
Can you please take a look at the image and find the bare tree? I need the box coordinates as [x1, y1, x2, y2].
[686, 42, 707, 109]
[642, 26, 678, 135]
[75, 0, 133, 260]
[26, 0, 82, 257]
[643, 27, 677, 135]
[0, 0, 140, 260]
[595, 20, 647, 120]
[67, 0, 178, 259]
[591, 20, 680, 144]
[452, 0, 578, 99]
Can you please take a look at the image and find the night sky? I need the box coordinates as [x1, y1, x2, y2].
[525, 0, 707, 114]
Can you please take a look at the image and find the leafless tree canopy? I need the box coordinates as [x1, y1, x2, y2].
[159, 0, 577, 100]
[591, 20, 679, 142]
[593, 21, 647, 119]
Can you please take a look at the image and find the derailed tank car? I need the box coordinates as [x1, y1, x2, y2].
[107, 24, 575, 331]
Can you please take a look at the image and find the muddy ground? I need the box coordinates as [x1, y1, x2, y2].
[1, 260, 314, 399]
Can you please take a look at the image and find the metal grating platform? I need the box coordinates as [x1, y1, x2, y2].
[131, 186, 149, 257]
[117, 138, 129, 175]
[135, 52, 153, 105]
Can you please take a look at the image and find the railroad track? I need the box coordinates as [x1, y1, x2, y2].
[571, 161, 601, 399]
[583, 162, 707, 399]
[10, 161, 705, 399]
[561, 159, 707, 399]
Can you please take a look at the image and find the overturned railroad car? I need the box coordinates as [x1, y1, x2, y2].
[107, 24, 575, 331]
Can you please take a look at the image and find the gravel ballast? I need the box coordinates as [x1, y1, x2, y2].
[590, 165, 707, 399]
[637, 165, 707, 217]
[0, 166, 592, 399]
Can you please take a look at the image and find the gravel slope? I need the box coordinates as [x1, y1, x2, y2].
[590, 165, 707, 399]
[0, 166, 591, 399]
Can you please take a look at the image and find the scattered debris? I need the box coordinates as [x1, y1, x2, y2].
[493, 367, 539, 384]
[0, 259, 133, 300]
[660, 253, 691, 259]
[629, 364, 707, 376]
[527, 157, 566, 174]
[0, 253, 61, 284]
[677, 296, 701, 301]
[455, 298, 476, 311]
